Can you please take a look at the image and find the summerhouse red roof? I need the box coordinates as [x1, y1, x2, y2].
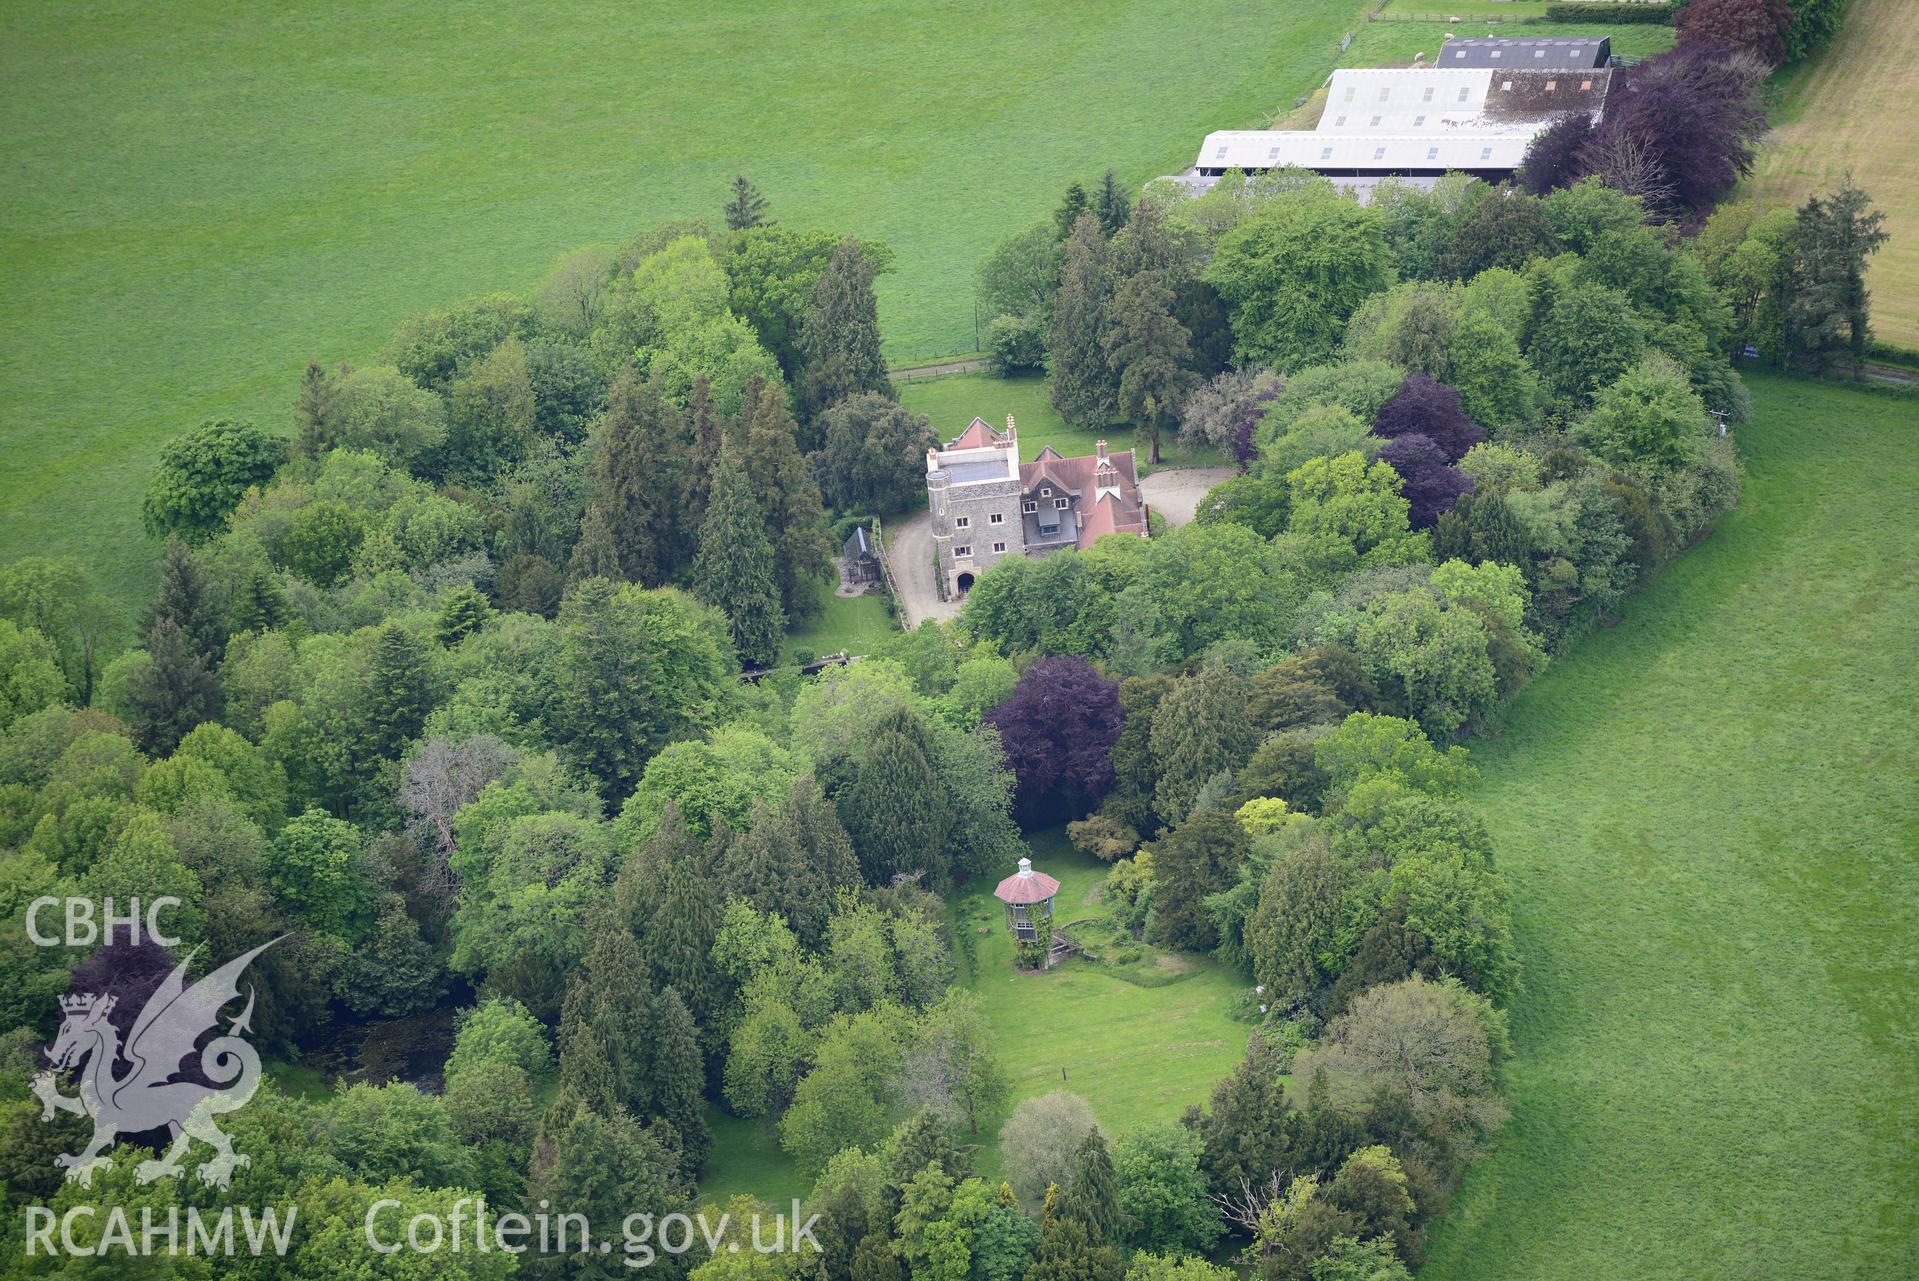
[993, 858, 1060, 905]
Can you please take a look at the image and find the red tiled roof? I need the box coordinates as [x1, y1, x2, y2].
[1076, 491, 1146, 548]
[1018, 448, 1140, 500]
[994, 860, 1061, 905]
[946, 417, 1008, 450]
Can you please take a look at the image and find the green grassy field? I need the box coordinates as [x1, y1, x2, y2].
[0, 0, 1370, 611]
[897, 372, 1224, 471]
[1421, 373, 1919, 1279]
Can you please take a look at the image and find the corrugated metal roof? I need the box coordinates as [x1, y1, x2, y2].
[1439, 35, 1610, 69]
[1197, 129, 1536, 174]
[1317, 67, 1608, 133]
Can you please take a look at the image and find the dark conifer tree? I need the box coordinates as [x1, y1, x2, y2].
[555, 980, 621, 1118]
[1093, 169, 1132, 236]
[1025, 1192, 1123, 1281]
[643, 832, 725, 1042]
[724, 174, 769, 230]
[650, 986, 710, 1173]
[552, 577, 656, 798]
[738, 379, 834, 623]
[839, 722, 950, 884]
[1058, 1129, 1125, 1244]
[1048, 215, 1121, 428]
[796, 238, 892, 423]
[721, 775, 860, 948]
[292, 360, 338, 459]
[231, 566, 288, 635]
[528, 1095, 691, 1279]
[583, 909, 657, 1117]
[1785, 177, 1889, 377]
[592, 367, 690, 585]
[361, 623, 433, 761]
[1053, 182, 1091, 241]
[568, 505, 622, 584]
[128, 618, 222, 756]
[685, 376, 724, 531]
[851, 1233, 904, 1281]
[148, 537, 227, 663]
[691, 439, 785, 667]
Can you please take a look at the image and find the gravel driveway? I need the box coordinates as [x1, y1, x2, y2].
[1140, 466, 1236, 527]
[886, 511, 962, 629]
[886, 466, 1233, 629]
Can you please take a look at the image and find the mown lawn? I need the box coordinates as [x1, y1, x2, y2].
[897, 373, 1223, 471]
[0, 0, 1369, 611]
[779, 582, 898, 665]
[1421, 373, 1919, 1280]
[701, 830, 1252, 1202]
[953, 830, 1252, 1184]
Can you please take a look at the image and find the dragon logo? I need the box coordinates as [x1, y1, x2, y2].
[31, 939, 278, 1189]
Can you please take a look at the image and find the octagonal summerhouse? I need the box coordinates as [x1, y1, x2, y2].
[992, 857, 1060, 947]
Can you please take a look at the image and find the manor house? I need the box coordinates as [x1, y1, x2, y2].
[925, 416, 1147, 598]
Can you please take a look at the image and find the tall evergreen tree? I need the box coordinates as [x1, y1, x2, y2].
[591, 367, 690, 585]
[1049, 215, 1121, 428]
[293, 360, 338, 459]
[1785, 176, 1889, 377]
[551, 577, 657, 798]
[434, 584, 491, 646]
[650, 986, 710, 1172]
[1025, 1193, 1123, 1281]
[738, 378, 834, 622]
[685, 376, 725, 531]
[724, 174, 769, 230]
[127, 617, 223, 756]
[796, 237, 892, 423]
[1054, 181, 1091, 241]
[721, 775, 861, 948]
[569, 504, 622, 583]
[231, 566, 288, 635]
[643, 837, 725, 1040]
[555, 980, 621, 1117]
[692, 439, 785, 667]
[583, 908, 657, 1117]
[147, 537, 227, 663]
[839, 722, 950, 884]
[361, 623, 434, 762]
[1103, 270, 1197, 464]
[1093, 170, 1132, 236]
[528, 1095, 691, 1281]
[1058, 1129, 1125, 1244]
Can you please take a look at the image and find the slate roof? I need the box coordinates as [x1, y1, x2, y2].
[1439, 36, 1610, 69]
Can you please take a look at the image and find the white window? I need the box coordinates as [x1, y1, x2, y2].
[1320, 146, 1334, 160]
[1501, 80, 1513, 91]
[1040, 487, 1052, 496]
[1546, 79, 1557, 91]
[1215, 145, 1228, 160]
[955, 545, 972, 558]
[1023, 500, 1037, 513]
[954, 516, 970, 528]
[1373, 146, 1387, 160]
[1481, 146, 1494, 160]
[1458, 86, 1470, 102]
[1423, 86, 1435, 102]
[1453, 50, 1465, 59]
[1534, 49, 1545, 58]
[1268, 146, 1281, 160]
[1490, 50, 1501, 59]
[1427, 146, 1440, 160]
[1580, 78, 1593, 90]
[992, 541, 1007, 554]
[1054, 497, 1070, 510]
[989, 512, 1004, 525]
[1344, 86, 1356, 102]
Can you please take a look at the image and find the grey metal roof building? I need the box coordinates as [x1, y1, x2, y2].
[1437, 36, 1611, 68]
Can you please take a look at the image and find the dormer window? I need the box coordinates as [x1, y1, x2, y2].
[1023, 500, 1037, 513]
[1054, 497, 1070, 510]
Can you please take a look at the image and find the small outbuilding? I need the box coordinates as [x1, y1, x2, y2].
[993, 857, 1060, 946]
[840, 524, 881, 589]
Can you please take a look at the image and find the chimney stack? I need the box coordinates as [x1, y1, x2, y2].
[1095, 439, 1109, 463]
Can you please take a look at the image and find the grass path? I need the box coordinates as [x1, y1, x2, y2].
[1747, 0, 1919, 348]
[1421, 373, 1919, 1279]
[0, 0, 1366, 609]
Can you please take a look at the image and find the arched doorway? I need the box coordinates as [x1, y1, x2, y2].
[956, 572, 975, 595]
